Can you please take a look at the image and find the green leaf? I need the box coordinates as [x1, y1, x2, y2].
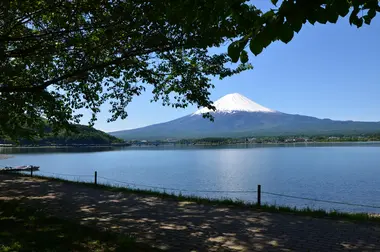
[249, 37, 263, 56]
[364, 15, 372, 25]
[350, 10, 363, 28]
[261, 30, 273, 48]
[271, 0, 278, 6]
[291, 20, 303, 33]
[284, 4, 304, 33]
[262, 10, 275, 21]
[278, 23, 294, 44]
[280, 0, 294, 16]
[335, 0, 350, 17]
[227, 37, 249, 63]
[356, 18, 364, 28]
[240, 50, 249, 63]
[227, 41, 241, 63]
[363, 8, 377, 25]
[326, 8, 339, 24]
[316, 8, 328, 24]
[368, 9, 377, 19]
[307, 11, 317, 25]
[349, 8, 360, 25]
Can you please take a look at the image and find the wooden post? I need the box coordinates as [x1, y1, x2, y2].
[94, 171, 97, 185]
[257, 184, 261, 207]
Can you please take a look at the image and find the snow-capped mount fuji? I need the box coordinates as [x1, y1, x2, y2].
[193, 93, 275, 115]
[110, 93, 380, 140]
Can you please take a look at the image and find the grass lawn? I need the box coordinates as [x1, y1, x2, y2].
[0, 200, 158, 252]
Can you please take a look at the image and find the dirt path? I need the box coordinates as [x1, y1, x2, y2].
[0, 174, 379, 251]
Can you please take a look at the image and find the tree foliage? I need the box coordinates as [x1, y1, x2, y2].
[0, 0, 252, 140]
[1, 0, 379, 140]
[227, 0, 380, 62]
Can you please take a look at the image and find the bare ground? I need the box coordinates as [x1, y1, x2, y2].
[0, 174, 379, 251]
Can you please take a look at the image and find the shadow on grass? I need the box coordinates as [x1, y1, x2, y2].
[0, 200, 158, 252]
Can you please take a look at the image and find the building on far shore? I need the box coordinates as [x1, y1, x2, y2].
[328, 136, 340, 140]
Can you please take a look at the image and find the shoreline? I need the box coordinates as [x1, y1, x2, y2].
[191, 141, 380, 145]
[0, 144, 130, 149]
[128, 141, 380, 148]
[1, 141, 380, 148]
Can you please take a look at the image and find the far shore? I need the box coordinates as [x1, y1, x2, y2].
[0, 144, 130, 149]
[129, 140, 380, 147]
[1, 141, 380, 149]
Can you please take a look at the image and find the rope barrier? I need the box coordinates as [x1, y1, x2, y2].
[262, 191, 380, 209]
[37, 171, 93, 178]
[98, 176, 257, 194]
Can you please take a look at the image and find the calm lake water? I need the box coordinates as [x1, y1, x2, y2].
[1, 143, 380, 213]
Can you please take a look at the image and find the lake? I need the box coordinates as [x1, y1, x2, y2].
[1, 143, 380, 213]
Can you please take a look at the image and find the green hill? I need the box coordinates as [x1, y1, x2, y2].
[0, 125, 125, 146]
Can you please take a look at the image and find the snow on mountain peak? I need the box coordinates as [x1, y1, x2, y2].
[193, 93, 275, 115]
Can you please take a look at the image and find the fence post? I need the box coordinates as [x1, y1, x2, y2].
[30, 168, 33, 177]
[94, 171, 97, 185]
[257, 184, 261, 207]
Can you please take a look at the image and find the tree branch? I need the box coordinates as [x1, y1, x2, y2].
[2, 21, 124, 42]
[0, 43, 183, 93]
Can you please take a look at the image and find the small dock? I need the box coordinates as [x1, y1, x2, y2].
[0, 165, 40, 172]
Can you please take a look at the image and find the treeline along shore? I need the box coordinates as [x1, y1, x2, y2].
[126, 133, 380, 146]
[0, 124, 127, 147]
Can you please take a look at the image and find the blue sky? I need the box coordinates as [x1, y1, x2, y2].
[85, 8, 380, 132]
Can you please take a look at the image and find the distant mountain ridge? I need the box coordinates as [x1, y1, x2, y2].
[110, 93, 380, 140]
